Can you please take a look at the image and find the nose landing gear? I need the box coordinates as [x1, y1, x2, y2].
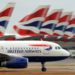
[41, 62, 47, 72]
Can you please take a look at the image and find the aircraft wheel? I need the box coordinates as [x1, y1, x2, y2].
[42, 67, 46, 72]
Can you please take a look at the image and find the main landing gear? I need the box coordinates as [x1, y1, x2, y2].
[41, 62, 46, 72]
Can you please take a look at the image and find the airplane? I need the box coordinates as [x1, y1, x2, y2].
[0, 40, 70, 72]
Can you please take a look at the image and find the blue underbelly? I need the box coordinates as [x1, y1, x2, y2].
[23, 56, 69, 62]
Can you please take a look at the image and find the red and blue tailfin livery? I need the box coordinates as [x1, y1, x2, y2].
[0, 3, 15, 37]
[40, 9, 62, 37]
[63, 16, 75, 39]
[53, 12, 72, 37]
[13, 5, 49, 37]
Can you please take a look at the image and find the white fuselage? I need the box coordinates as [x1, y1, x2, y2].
[0, 41, 70, 62]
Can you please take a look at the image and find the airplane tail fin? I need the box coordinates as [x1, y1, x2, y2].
[63, 15, 75, 39]
[13, 5, 49, 38]
[0, 2, 15, 37]
[40, 9, 62, 37]
[53, 12, 72, 38]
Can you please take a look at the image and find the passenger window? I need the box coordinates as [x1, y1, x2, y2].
[24, 48, 25, 49]
[35, 48, 37, 50]
[10, 47, 11, 49]
[6, 47, 7, 50]
[29, 48, 30, 50]
[26, 48, 28, 50]
[32, 48, 33, 49]
[20, 48, 23, 50]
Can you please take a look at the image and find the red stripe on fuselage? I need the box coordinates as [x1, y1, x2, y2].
[30, 44, 50, 46]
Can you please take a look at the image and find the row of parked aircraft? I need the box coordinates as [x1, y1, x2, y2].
[0, 2, 70, 72]
[0, 2, 75, 40]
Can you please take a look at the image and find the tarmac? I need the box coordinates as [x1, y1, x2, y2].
[0, 57, 75, 75]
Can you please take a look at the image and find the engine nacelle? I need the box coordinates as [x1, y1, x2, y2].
[1, 57, 28, 68]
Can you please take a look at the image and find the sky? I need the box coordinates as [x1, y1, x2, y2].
[0, 0, 75, 35]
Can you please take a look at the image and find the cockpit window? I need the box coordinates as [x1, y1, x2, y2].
[55, 47, 57, 49]
[55, 46, 61, 49]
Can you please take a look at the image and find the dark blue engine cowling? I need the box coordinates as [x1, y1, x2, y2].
[1, 57, 28, 68]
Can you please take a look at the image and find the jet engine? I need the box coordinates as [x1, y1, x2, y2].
[1, 57, 28, 68]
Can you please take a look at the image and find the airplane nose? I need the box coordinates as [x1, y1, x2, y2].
[62, 49, 70, 57]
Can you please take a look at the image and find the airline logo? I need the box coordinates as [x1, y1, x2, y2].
[40, 9, 62, 36]
[13, 5, 49, 37]
[63, 16, 75, 38]
[45, 46, 52, 51]
[53, 12, 72, 36]
[0, 3, 15, 37]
